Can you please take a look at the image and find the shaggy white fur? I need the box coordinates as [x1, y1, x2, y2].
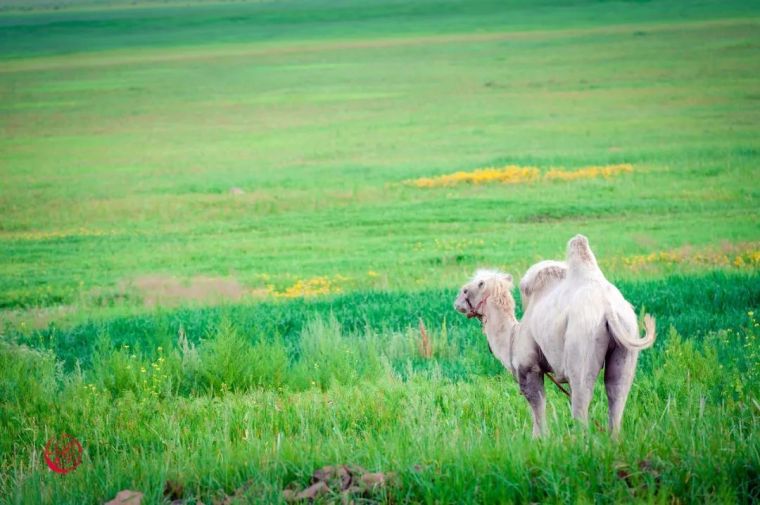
[454, 235, 656, 437]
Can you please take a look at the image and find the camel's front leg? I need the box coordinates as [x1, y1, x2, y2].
[518, 369, 547, 438]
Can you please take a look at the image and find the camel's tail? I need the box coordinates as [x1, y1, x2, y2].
[606, 312, 656, 350]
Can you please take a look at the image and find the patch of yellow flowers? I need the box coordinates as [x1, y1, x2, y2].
[412, 165, 540, 188]
[620, 245, 760, 270]
[267, 275, 347, 299]
[409, 163, 634, 188]
[544, 163, 633, 181]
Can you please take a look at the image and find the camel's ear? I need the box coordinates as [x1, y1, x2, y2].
[503, 273, 513, 284]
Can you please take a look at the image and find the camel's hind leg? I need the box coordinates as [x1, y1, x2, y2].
[604, 345, 638, 437]
[566, 325, 607, 426]
[568, 374, 595, 426]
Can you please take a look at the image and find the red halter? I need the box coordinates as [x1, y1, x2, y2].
[466, 294, 489, 320]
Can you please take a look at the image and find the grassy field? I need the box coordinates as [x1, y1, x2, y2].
[1, 0, 759, 503]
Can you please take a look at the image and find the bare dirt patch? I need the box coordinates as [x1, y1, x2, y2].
[0, 305, 76, 332]
[125, 275, 247, 308]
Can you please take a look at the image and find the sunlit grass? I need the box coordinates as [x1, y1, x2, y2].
[1, 6, 758, 310]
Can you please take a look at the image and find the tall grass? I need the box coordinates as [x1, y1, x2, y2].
[0, 327, 757, 503]
[1, 274, 757, 503]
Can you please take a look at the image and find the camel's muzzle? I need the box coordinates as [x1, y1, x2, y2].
[464, 297, 479, 319]
[455, 293, 486, 320]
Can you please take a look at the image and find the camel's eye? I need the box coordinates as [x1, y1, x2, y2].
[478, 281, 484, 288]
[463, 288, 468, 294]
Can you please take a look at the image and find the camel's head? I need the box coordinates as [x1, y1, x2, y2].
[454, 269, 514, 319]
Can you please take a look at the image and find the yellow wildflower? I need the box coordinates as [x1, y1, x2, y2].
[544, 164, 633, 181]
[410, 165, 540, 188]
[409, 163, 633, 188]
[269, 275, 345, 299]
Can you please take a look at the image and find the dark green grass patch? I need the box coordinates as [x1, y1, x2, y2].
[8, 271, 759, 376]
[1, 0, 757, 58]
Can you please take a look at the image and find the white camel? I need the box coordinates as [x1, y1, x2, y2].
[453, 235, 655, 437]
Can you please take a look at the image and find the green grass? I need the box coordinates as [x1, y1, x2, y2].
[1, 0, 759, 502]
[4, 271, 759, 373]
[1, 0, 759, 309]
[1, 274, 759, 503]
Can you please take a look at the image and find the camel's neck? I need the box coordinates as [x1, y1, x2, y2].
[482, 302, 519, 376]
